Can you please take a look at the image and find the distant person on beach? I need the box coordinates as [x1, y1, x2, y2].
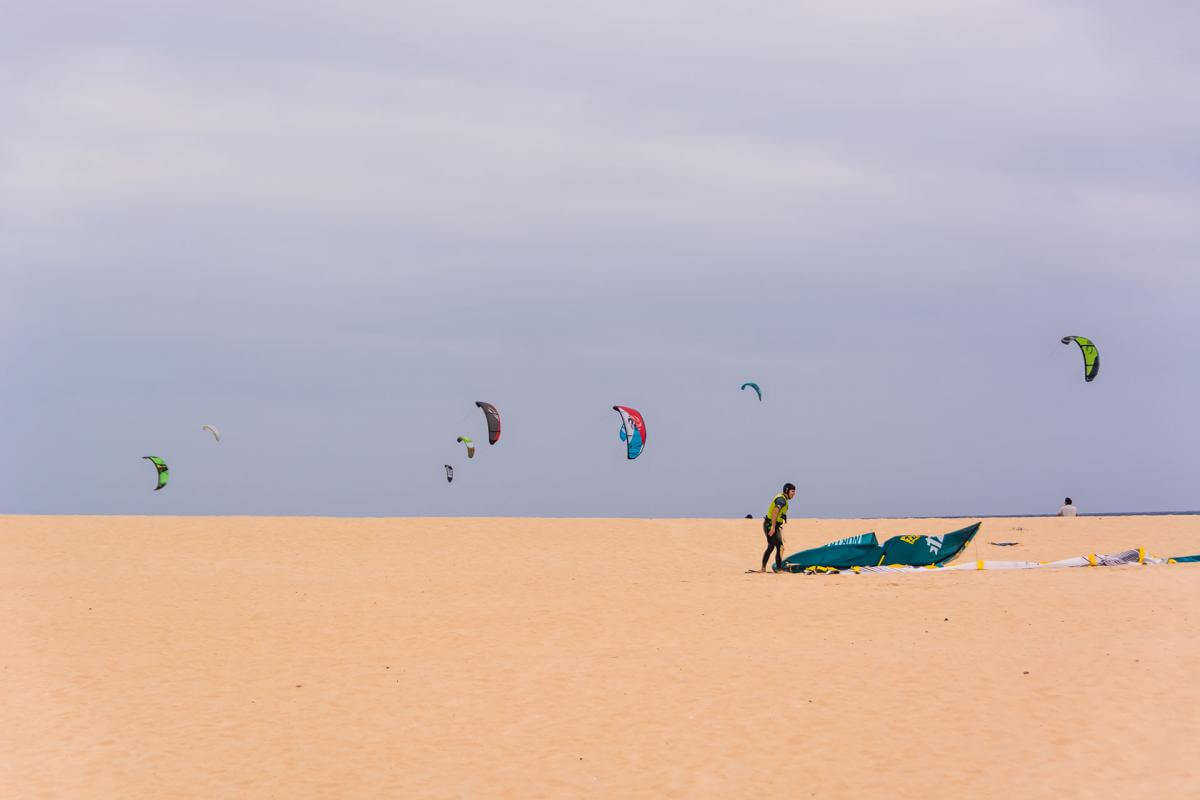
[761, 483, 796, 572]
[1058, 497, 1078, 517]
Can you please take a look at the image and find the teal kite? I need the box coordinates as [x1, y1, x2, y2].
[772, 523, 981, 572]
[740, 382, 762, 401]
[1061, 336, 1099, 382]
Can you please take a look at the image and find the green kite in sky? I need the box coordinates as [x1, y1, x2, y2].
[1061, 336, 1099, 382]
[143, 456, 169, 491]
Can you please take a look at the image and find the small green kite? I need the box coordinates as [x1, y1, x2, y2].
[143, 456, 169, 491]
[1061, 336, 1099, 382]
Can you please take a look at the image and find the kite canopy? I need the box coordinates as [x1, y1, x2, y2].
[457, 436, 475, 458]
[612, 405, 647, 460]
[773, 524, 981, 572]
[740, 382, 762, 401]
[475, 402, 501, 445]
[201, 424, 221, 442]
[1061, 335, 1099, 382]
[444, 464, 454, 483]
[143, 456, 169, 491]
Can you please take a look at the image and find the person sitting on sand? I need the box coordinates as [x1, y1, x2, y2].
[1058, 497, 1078, 517]
[761, 483, 796, 572]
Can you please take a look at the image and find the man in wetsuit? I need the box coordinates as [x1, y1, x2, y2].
[761, 483, 796, 572]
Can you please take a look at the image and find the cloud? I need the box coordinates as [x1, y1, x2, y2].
[3, 0, 1199, 516]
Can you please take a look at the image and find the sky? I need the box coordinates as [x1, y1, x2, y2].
[3, 0, 1199, 518]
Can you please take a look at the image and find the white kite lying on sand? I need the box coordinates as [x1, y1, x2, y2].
[804, 548, 1198, 575]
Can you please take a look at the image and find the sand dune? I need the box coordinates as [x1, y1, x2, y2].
[3, 514, 1198, 798]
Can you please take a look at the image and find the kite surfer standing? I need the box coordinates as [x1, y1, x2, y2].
[761, 483, 796, 572]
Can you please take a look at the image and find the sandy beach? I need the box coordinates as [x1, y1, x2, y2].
[3, 514, 1198, 798]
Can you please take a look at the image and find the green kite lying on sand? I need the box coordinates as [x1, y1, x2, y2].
[771, 523, 981, 573]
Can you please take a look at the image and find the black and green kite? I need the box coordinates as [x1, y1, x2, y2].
[143, 456, 169, 491]
[1061, 335, 1099, 382]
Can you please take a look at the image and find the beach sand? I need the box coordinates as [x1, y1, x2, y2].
[3, 514, 1198, 798]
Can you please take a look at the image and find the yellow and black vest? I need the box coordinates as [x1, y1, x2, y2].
[765, 493, 789, 524]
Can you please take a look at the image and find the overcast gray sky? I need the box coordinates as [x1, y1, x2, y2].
[3, 0, 1198, 517]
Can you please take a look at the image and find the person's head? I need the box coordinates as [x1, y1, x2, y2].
[783, 482, 796, 499]
[1064, 497, 1073, 506]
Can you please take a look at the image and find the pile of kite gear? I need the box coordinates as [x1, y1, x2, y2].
[772, 523, 1200, 575]
[850, 548, 1199, 574]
